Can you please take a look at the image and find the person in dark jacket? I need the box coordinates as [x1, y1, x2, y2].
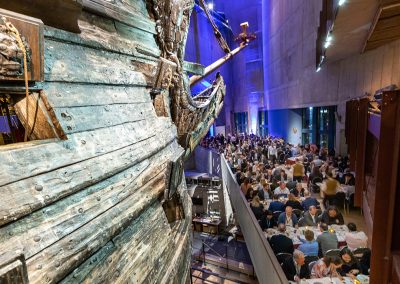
[319, 206, 344, 225]
[282, 250, 311, 282]
[250, 196, 264, 220]
[269, 224, 294, 255]
[259, 210, 276, 230]
[338, 247, 362, 278]
[268, 195, 285, 212]
[285, 194, 304, 211]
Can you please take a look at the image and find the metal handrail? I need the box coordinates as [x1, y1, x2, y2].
[200, 240, 229, 271]
[191, 266, 248, 284]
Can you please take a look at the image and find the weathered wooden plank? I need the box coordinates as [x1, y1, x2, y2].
[81, 0, 156, 34]
[0, 122, 177, 226]
[43, 83, 151, 108]
[54, 102, 155, 134]
[44, 39, 157, 86]
[26, 170, 167, 283]
[0, 117, 175, 188]
[59, 241, 115, 284]
[79, 202, 170, 283]
[0, 149, 171, 261]
[43, 12, 160, 60]
[73, 189, 192, 284]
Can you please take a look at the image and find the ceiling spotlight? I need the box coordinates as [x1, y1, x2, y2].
[324, 41, 331, 49]
[207, 2, 214, 10]
[326, 35, 332, 42]
[316, 66, 321, 72]
[338, 0, 346, 6]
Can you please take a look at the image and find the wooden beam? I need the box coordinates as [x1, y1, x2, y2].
[370, 91, 400, 283]
[354, 98, 368, 207]
[0, 0, 82, 33]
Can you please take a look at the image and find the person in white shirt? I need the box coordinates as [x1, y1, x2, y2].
[268, 143, 277, 162]
[274, 182, 290, 197]
[345, 223, 368, 250]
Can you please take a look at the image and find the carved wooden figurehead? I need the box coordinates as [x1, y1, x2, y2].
[0, 9, 44, 82]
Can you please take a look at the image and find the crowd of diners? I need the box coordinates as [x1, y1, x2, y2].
[201, 133, 370, 282]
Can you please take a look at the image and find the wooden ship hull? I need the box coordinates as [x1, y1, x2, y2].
[0, 0, 233, 283]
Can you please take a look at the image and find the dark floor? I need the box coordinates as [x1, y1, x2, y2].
[192, 232, 252, 265]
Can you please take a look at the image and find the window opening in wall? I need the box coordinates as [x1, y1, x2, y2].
[0, 92, 65, 146]
[234, 112, 248, 134]
[258, 110, 268, 137]
[301, 106, 336, 149]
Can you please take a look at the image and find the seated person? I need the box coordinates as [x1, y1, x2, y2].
[302, 205, 319, 226]
[278, 206, 298, 227]
[274, 181, 290, 197]
[290, 182, 305, 197]
[255, 177, 265, 192]
[285, 193, 303, 211]
[279, 169, 288, 182]
[240, 177, 252, 196]
[245, 186, 255, 200]
[250, 196, 264, 220]
[269, 223, 294, 255]
[359, 249, 371, 275]
[319, 206, 344, 225]
[341, 172, 355, 186]
[345, 223, 368, 250]
[311, 256, 343, 279]
[301, 190, 320, 211]
[298, 230, 319, 257]
[258, 181, 271, 200]
[338, 247, 362, 279]
[270, 177, 279, 192]
[259, 210, 276, 230]
[282, 250, 311, 282]
[268, 195, 285, 212]
[316, 223, 339, 256]
[265, 169, 274, 182]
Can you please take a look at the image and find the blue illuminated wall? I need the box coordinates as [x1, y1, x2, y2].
[185, 4, 234, 131]
[268, 109, 302, 145]
[184, 1, 265, 135]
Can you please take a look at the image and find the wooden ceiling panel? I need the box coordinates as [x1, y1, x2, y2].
[363, 1, 400, 52]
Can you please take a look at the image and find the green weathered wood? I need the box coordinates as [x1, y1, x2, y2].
[26, 170, 167, 284]
[53, 102, 155, 134]
[0, 152, 170, 261]
[183, 61, 205, 76]
[44, 39, 157, 86]
[0, 123, 177, 227]
[59, 241, 115, 284]
[81, 0, 156, 34]
[43, 83, 151, 108]
[44, 12, 160, 60]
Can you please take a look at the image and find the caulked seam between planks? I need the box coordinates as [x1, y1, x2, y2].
[43, 36, 159, 65]
[26, 172, 167, 283]
[0, 133, 155, 188]
[0, 136, 177, 227]
[21, 161, 166, 261]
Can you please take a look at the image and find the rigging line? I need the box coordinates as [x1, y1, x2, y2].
[5, 19, 31, 142]
[198, 0, 231, 54]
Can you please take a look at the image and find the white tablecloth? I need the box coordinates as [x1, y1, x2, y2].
[264, 225, 349, 246]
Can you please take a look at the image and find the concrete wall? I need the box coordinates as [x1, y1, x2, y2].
[262, 0, 400, 154]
